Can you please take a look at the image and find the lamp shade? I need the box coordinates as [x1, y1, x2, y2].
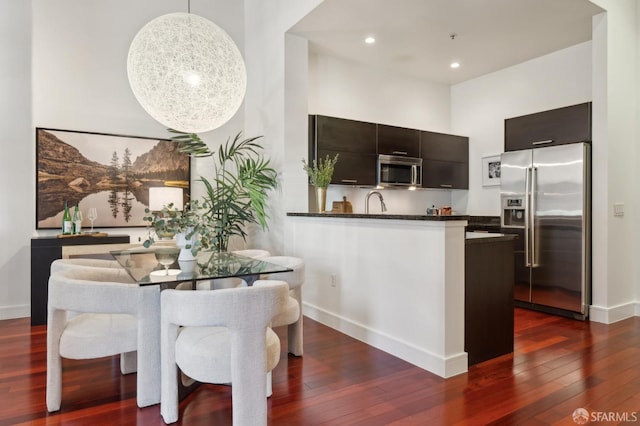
[148, 187, 184, 211]
[127, 13, 247, 133]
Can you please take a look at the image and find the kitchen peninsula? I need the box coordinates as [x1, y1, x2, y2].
[286, 212, 469, 378]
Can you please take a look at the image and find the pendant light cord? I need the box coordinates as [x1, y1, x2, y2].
[187, 0, 191, 14]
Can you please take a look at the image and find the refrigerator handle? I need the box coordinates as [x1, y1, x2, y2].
[524, 167, 531, 267]
[531, 167, 539, 267]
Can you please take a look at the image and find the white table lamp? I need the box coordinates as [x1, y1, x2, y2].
[148, 187, 184, 211]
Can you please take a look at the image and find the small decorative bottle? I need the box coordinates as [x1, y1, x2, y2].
[62, 202, 73, 235]
[72, 203, 82, 234]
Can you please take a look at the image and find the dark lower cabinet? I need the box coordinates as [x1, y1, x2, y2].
[30, 234, 130, 326]
[465, 235, 515, 366]
[504, 102, 591, 152]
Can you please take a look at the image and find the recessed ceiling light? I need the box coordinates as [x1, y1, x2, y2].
[450, 62, 460, 69]
[365, 36, 376, 44]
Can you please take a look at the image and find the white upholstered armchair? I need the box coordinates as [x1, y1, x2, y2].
[260, 256, 305, 356]
[46, 266, 160, 411]
[160, 280, 289, 425]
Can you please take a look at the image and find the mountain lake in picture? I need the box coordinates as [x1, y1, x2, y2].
[36, 128, 190, 229]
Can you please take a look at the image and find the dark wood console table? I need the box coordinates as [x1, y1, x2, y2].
[30, 234, 130, 326]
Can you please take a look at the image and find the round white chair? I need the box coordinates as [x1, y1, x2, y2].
[260, 256, 305, 356]
[160, 280, 289, 425]
[46, 267, 160, 411]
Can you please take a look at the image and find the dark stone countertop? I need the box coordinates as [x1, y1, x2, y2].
[286, 212, 469, 221]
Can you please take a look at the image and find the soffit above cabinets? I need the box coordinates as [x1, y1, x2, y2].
[289, 0, 604, 85]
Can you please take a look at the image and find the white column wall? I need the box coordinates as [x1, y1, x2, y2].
[587, 1, 638, 323]
[287, 216, 468, 378]
[243, 0, 324, 255]
[0, 0, 32, 319]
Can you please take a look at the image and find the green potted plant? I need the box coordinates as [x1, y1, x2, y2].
[302, 153, 339, 213]
[141, 200, 201, 249]
[169, 131, 278, 253]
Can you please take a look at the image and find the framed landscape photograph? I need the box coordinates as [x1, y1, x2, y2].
[482, 155, 501, 187]
[36, 128, 190, 229]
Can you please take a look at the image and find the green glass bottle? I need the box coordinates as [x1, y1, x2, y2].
[62, 202, 73, 235]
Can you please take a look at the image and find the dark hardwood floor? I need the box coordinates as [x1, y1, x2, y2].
[1, 309, 639, 425]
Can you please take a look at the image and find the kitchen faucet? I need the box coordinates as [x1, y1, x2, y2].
[365, 190, 387, 214]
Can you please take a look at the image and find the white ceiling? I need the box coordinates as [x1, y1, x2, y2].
[289, 0, 604, 85]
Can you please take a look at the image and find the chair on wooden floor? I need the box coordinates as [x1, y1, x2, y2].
[50, 258, 138, 372]
[260, 256, 305, 356]
[160, 280, 289, 425]
[46, 267, 160, 411]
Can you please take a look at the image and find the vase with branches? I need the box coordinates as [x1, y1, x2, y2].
[302, 153, 339, 213]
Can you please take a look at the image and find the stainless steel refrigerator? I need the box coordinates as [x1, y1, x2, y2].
[500, 143, 590, 319]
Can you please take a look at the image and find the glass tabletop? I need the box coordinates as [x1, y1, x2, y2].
[110, 248, 292, 286]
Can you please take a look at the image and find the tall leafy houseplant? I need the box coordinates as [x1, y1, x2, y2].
[302, 154, 339, 213]
[170, 130, 278, 253]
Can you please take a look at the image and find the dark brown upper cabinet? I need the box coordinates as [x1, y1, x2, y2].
[420, 131, 469, 189]
[309, 115, 377, 186]
[504, 102, 591, 152]
[377, 124, 420, 157]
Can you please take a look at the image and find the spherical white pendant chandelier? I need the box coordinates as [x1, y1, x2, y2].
[127, 12, 247, 133]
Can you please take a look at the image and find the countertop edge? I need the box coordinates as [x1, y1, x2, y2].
[465, 234, 516, 244]
[286, 212, 470, 221]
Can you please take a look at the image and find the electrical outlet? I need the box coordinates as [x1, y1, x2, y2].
[614, 203, 624, 217]
[330, 274, 337, 288]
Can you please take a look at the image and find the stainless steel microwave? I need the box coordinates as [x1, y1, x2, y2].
[377, 154, 422, 188]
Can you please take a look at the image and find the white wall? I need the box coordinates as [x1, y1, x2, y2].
[0, 0, 245, 319]
[0, 0, 32, 319]
[308, 51, 455, 214]
[32, 0, 245, 201]
[450, 41, 593, 216]
[309, 52, 451, 132]
[244, 0, 324, 254]
[588, 0, 638, 322]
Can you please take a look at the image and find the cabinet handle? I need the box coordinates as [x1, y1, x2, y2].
[392, 151, 408, 155]
[341, 179, 358, 183]
[532, 140, 554, 145]
[440, 184, 453, 188]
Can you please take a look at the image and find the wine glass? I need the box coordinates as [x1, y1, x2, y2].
[74, 210, 83, 234]
[154, 247, 180, 275]
[87, 207, 98, 233]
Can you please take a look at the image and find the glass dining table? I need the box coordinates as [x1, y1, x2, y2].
[109, 246, 293, 403]
[110, 247, 292, 288]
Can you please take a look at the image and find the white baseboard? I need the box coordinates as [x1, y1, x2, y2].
[589, 302, 636, 324]
[0, 304, 30, 321]
[303, 302, 468, 378]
